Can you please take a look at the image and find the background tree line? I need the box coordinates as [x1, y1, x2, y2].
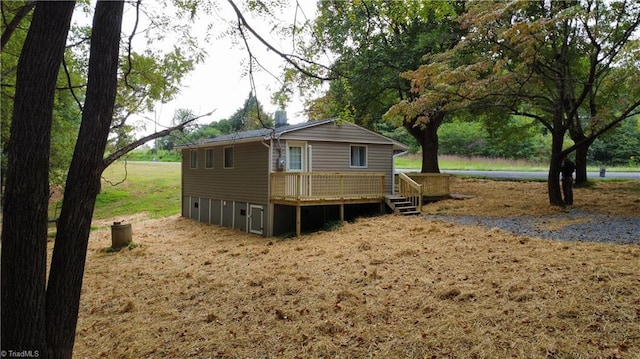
[156, 93, 273, 152]
[290, 0, 639, 205]
[412, 116, 639, 166]
[149, 107, 640, 167]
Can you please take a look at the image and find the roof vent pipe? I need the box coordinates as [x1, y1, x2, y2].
[274, 109, 287, 127]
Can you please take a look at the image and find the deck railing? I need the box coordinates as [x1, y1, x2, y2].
[271, 172, 386, 202]
[406, 173, 451, 197]
[397, 173, 422, 208]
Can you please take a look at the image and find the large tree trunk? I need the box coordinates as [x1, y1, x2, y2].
[547, 125, 566, 206]
[1, 2, 75, 354]
[404, 113, 444, 173]
[573, 138, 594, 186]
[44, 2, 124, 358]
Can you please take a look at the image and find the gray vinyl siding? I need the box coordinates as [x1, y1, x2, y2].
[211, 199, 222, 225]
[279, 122, 395, 193]
[189, 197, 200, 221]
[200, 198, 210, 224]
[271, 122, 395, 193]
[281, 121, 392, 144]
[182, 141, 270, 204]
[309, 141, 394, 193]
[182, 196, 190, 218]
[222, 201, 234, 227]
[234, 202, 247, 232]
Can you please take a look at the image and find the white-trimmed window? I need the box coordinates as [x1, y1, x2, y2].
[288, 145, 303, 171]
[350, 145, 367, 168]
[190, 150, 198, 169]
[223, 146, 234, 169]
[205, 149, 214, 169]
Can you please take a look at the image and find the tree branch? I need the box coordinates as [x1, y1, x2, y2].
[0, 1, 35, 51]
[123, 0, 142, 91]
[102, 109, 214, 168]
[562, 98, 640, 156]
[226, 0, 338, 81]
[62, 57, 84, 112]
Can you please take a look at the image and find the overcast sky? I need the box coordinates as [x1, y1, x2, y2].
[124, 0, 319, 133]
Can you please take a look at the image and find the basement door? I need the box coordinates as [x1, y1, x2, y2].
[248, 204, 264, 235]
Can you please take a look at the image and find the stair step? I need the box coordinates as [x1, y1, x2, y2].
[397, 205, 417, 211]
[387, 197, 407, 203]
[385, 194, 421, 216]
[385, 194, 405, 200]
[393, 201, 412, 206]
[400, 210, 421, 216]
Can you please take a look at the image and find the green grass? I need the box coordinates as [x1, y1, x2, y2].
[395, 154, 639, 172]
[95, 161, 181, 220]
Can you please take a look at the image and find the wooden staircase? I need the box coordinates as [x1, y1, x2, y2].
[384, 194, 421, 216]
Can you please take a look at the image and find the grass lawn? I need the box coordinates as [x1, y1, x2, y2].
[95, 161, 181, 220]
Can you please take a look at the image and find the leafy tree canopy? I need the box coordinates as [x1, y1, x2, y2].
[392, 0, 640, 203]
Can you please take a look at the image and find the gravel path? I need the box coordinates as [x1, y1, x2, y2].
[424, 209, 639, 245]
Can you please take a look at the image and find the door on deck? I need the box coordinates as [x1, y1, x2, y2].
[286, 141, 311, 197]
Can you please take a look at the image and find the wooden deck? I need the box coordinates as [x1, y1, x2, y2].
[271, 172, 386, 236]
[269, 171, 450, 236]
[270, 172, 386, 205]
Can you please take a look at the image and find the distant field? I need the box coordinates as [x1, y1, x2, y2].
[395, 154, 548, 171]
[396, 153, 638, 172]
[95, 161, 181, 220]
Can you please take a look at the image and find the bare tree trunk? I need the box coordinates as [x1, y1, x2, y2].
[1, 2, 75, 355]
[44, 2, 124, 358]
[404, 113, 444, 173]
[573, 138, 593, 186]
[548, 126, 566, 206]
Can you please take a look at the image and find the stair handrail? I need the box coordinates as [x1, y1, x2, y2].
[397, 173, 422, 208]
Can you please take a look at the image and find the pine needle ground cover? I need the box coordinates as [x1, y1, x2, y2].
[71, 179, 639, 358]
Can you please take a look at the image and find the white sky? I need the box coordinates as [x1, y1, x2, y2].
[122, 0, 320, 134]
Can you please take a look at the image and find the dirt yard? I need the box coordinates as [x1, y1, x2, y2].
[72, 178, 639, 358]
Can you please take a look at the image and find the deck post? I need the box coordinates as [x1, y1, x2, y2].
[296, 205, 301, 237]
[339, 203, 344, 222]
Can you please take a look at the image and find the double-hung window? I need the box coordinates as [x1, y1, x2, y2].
[223, 146, 234, 169]
[350, 145, 367, 168]
[288, 145, 303, 171]
[205, 149, 214, 169]
[190, 150, 198, 169]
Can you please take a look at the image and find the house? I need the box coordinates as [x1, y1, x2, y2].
[180, 115, 408, 237]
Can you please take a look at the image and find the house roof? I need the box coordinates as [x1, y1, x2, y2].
[180, 118, 408, 151]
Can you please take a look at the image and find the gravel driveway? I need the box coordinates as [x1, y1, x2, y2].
[425, 209, 639, 245]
